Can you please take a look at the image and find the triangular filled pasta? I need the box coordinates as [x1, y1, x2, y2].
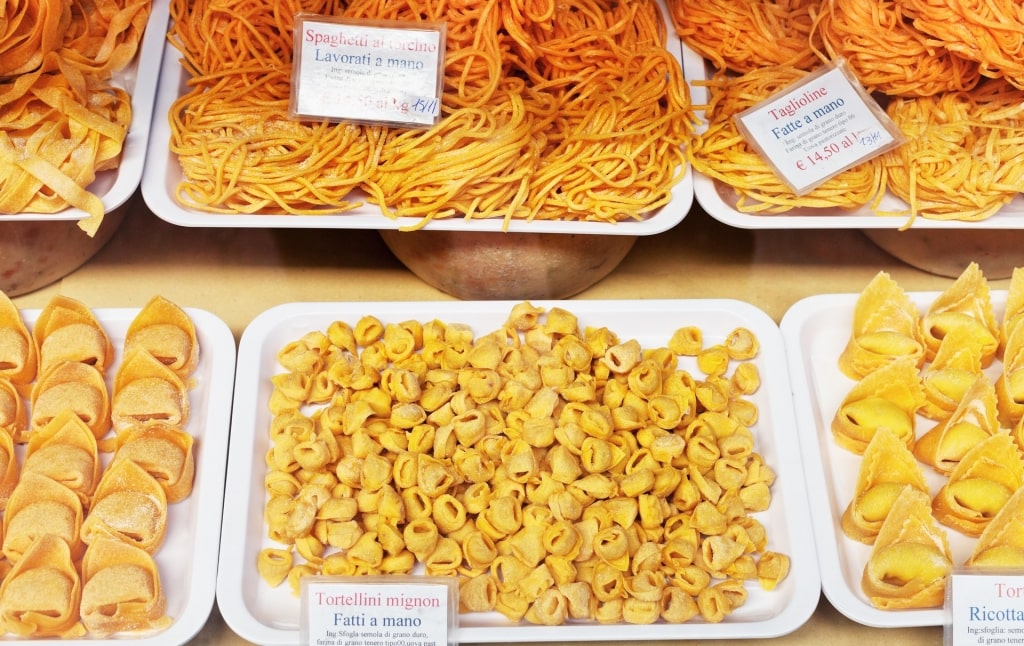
[841, 427, 929, 544]
[920, 325, 986, 421]
[837, 271, 926, 380]
[932, 432, 1024, 537]
[832, 356, 924, 454]
[966, 484, 1024, 568]
[914, 373, 1000, 475]
[861, 487, 952, 610]
[0, 378, 25, 440]
[919, 262, 999, 367]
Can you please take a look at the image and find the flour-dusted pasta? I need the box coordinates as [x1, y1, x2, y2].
[257, 302, 789, 625]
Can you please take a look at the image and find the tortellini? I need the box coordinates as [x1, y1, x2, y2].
[259, 303, 789, 625]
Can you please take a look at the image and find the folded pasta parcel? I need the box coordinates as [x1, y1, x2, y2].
[123, 295, 200, 382]
[841, 427, 929, 544]
[838, 271, 926, 380]
[914, 372, 999, 475]
[22, 409, 101, 508]
[81, 457, 168, 554]
[80, 537, 172, 636]
[0, 290, 37, 389]
[0, 534, 85, 638]
[28, 359, 111, 443]
[998, 268, 1024, 426]
[31, 295, 114, 376]
[919, 262, 998, 367]
[832, 355, 925, 454]
[966, 484, 1024, 568]
[111, 349, 190, 433]
[861, 486, 952, 610]
[112, 423, 195, 503]
[2, 471, 85, 564]
[932, 431, 1024, 537]
[919, 325, 986, 421]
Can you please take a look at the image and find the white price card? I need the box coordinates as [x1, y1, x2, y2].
[300, 576, 458, 646]
[946, 571, 1024, 646]
[733, 58, 904, 195]
[291, 15, 446, 128]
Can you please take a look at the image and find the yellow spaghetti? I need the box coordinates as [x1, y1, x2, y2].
[166, 0, 696, 228]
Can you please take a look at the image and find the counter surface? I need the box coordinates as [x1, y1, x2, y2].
[13, 196, 973, 645]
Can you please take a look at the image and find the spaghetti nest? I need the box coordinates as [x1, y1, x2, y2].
[0, 0, 148, 233]
[666, 0, 821, 73]
[880, 79, 1024, 225]
[812, 0, 981, 97]
[901, 0, 1024, 90]
[166, 0, 697, 228]
[687, 66, 885, 214]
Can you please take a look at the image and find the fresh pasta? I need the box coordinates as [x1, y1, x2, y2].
[166, 0, 695, 228]
[665, 0, 820, 73]
[811, 0, 981, 97]
[687, 66, 886, 213]
[258, 303, 790, 625]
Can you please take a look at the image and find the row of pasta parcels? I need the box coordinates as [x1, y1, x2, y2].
[0, 291, 200, 637]
[668, 0, 1024, 223]
[830, 264, 1024, 609]
[256, 301, 791, 626]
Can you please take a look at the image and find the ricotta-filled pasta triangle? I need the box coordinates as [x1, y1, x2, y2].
[920, 324, 986, 421]
[861, 486, 952, 609]
[932, 431, 1024, 537]
[123, 295, 199, 382]
[966, 484, 1024, 568]
[914, 373, 1000, 475]
[0, 534, 85, 638]
[838, 271, 926, 380]
[841, 427, 929, 544]
[919, 262, 998, 367]
[31, 295, 114, 376]
[832, 355, 924, 454]
[0, 290, 37, 389]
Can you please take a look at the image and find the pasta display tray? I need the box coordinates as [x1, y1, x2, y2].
[683, 55, 1024, 230]
[219, 299, 819, 645]
[16, 306, 235, 645]
[141, 5, 693, 235]
[5, 0, 169, 223]
[781, 291, 1013, 628]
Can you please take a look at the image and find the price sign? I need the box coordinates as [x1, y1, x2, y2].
[947, 571, 1024, 646]
[300, 577, 458, 646]
[733, 58, 904, 195]
[291, 15, 446, 128]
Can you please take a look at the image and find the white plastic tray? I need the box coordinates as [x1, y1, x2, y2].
[682, 53, 1024, 229]
[141, 10, 693, 235]
[3, 0, 169, 223]
[781, 290, 1012, 628]
[220, 299, 820, 645]
[14, 305, 235, 644]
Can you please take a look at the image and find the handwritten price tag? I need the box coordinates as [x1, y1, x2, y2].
[291, 15, 446, 128]
[733, 58, 904, 195]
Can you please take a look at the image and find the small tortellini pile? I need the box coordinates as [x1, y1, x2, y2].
[258, 302, 790, 625]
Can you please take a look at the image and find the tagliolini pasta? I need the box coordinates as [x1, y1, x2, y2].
[258, 302, 790, 625]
